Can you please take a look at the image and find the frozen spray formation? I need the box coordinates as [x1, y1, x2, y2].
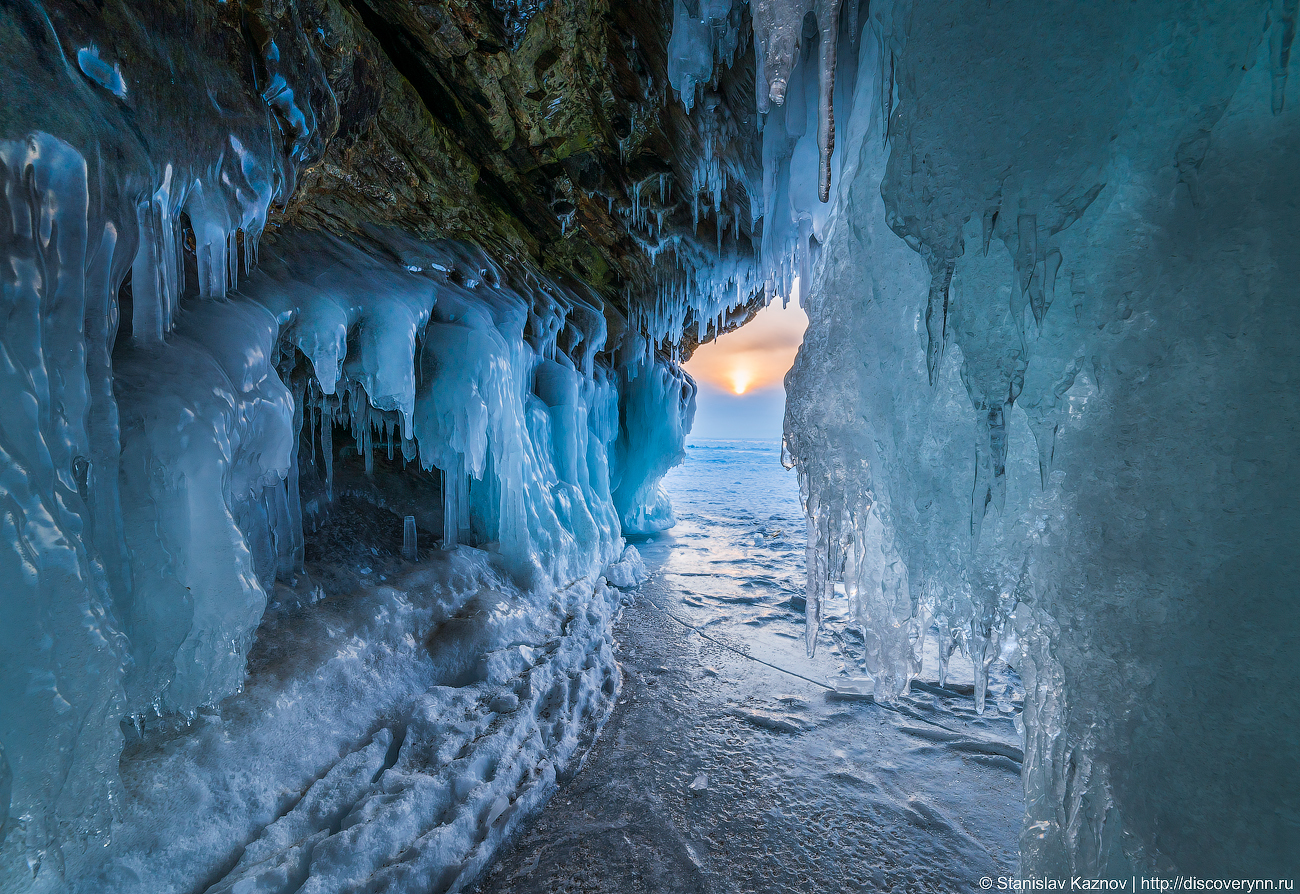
[2, 0, 1298, 887]
[670, 0, 1297, 878]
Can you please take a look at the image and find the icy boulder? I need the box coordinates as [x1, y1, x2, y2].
[603, 544, 648, 589]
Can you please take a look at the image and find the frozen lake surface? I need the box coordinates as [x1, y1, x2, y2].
[477, 440, 1024, 893]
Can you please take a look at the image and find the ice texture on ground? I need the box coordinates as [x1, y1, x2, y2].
[479, 440, 1024, 893]
[94, 551, 622, 894]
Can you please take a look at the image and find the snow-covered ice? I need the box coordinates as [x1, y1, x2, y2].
[94, 547, 622, 894]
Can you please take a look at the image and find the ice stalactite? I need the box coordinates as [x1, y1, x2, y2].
[665, 0, 866, 314]
[750, 0, 844, 201]
[774, 0, 1297, 878]
[667, 0, 717, 115]
[247, 231, 636, 588]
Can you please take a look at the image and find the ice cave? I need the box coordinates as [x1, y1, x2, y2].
[0, 0, 1296, 890]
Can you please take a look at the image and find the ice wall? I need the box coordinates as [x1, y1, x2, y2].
[0, 96, 695, 894]
[0, 149, 690, 882]
[0, 133, 131, 883]
[1, 0, 328, 868]
[1, 0, 723, 879]
[0, 0, 709, 885]
[744, 0, 1299, 878]
[113, 297, 295, 717]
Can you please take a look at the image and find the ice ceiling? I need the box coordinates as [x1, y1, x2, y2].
[1, 0, 1296, 889]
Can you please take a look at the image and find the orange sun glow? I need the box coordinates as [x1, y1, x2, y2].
[683, 295, 809, 396]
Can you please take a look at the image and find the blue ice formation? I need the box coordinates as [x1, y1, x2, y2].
[1, 0, 721, 883]
[0, 49, 695, 893]
[667, 0, 1299, 878]
[3, 0, 1299, 887]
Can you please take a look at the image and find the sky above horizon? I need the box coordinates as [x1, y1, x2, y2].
[682, 294, 809, 442]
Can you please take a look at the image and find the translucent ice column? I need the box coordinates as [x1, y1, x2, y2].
[612, 348, 697, 536]
[113, 298, 294, 715]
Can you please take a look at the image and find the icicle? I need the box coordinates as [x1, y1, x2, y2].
[937, 624, 959, 689]
[403, 516, 418, 561]
[1016, 214, 1037, 297]
[322, 405, 334, 500]
[443, 454, 461, 549]
[814, 0, 844, 202]
[982, 206, 999, 256]
[924, 256, 953, 387]
[1042, 248, 1062, 322]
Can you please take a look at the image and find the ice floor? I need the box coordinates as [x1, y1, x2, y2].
[75, 497, 628, 894]
[475, 441, 1024, 893]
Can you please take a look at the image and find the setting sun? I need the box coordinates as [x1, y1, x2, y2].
[683, 296, 809, 398]
[729, 369, 753, 394]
